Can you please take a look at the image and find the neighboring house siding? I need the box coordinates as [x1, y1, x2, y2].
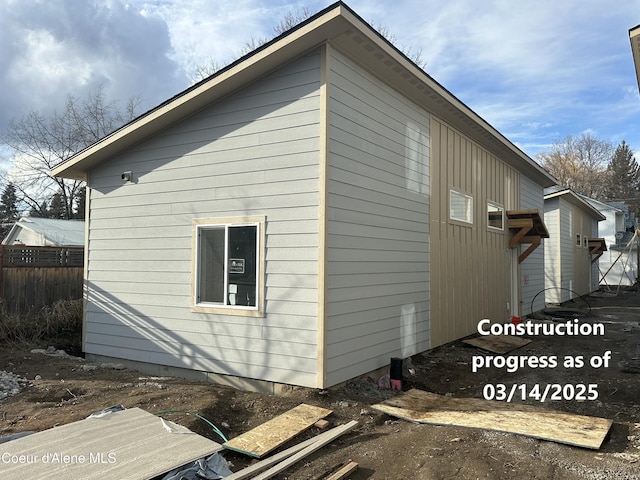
[520, 176, 545, 316]
[84, 52, 322, 387]
[591, 220, 599, 290]
[324, 47, 430, 386]
[430, 118, 519, 347]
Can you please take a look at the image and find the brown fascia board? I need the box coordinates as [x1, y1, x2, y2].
[630, 24, 640, 94]
[52, 1, 556, 189]
[544, 189, 606, 221]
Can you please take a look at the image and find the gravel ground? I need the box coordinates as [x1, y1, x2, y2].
[0, 371, 28, 400]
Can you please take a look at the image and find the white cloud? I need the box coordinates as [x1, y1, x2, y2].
[0, 0, 186, 135]
[2, 0, 640, 164]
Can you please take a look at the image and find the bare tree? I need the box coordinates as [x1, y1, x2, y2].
[189, 57, 224, 84]
[191, 7, 426, 82]
[536, 133, 613, 199]
[3, 86, 140, 219]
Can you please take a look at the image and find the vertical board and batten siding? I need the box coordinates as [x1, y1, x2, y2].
[429, 119, 519, 347]
[572, 208, 596, 296]
[519, 176, 545, 316]
[324, 47, 430, 387]
[84, 51, 322, 387]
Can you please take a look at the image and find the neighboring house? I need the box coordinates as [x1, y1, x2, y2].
[51, 2, 555, 391]
[543, 187, 606, 303]
[582, 197, 638, 287]
[2, 217, 85, 247]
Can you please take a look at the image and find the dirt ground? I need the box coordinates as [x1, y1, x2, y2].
[1, 288, 640, 480]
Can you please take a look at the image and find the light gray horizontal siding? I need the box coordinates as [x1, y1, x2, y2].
[520, 176, 545, 315]
[325, 47, 430, 386]
[544, 199, 561, 303]
[85, 51, 322, 387]
[560, 199, 575, 301]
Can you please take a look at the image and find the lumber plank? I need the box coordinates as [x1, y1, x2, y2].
[223, 403, 332, 458]
[224, 421, 358, 480]
[250, 421, 358, 480]
[371, 389, 612, 450]
[463, 334, 531, 354]
[325, 461, 359, 480]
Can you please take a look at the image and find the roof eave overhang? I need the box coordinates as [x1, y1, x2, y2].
[544, 190, 607, 221]
[630, 25, 640, 94]
[52, 1, 557, 188]
[51, 4, 351, 180]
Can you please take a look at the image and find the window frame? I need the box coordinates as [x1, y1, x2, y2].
[192, 216, 265, 317]
[576, 233, 582, 248]
[487, 201, 505, 231]
[449, 189, 474, 225]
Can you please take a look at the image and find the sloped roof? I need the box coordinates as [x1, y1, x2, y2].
[578, 194, 624, 215]
[543, 187, 606, 221]
[51, 1, 556, 187]
[2, 217, 85, 246]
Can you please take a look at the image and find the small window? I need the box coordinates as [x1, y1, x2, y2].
[583, 235, 588, 248]
[193, 218, 264, 315]
[576, 233, 582, 247]
[487, 202, 504, 230]
[450, 190, 473, 224]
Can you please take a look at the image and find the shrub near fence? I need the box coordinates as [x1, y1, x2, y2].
[0, 245, 84, 315]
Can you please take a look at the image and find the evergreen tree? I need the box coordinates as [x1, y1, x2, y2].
[48, 192, 65, 219]
[604, 140, 640, 214]
[0, 183, 20, 239]
[29, 200, 48, 218]
[73, 187, 86, 220]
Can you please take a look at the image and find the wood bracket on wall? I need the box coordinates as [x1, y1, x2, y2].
[588, 238, 607, 264]
[506, 210, 549, 264]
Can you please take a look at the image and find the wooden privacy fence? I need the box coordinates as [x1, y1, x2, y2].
[0, 245, 84, 314]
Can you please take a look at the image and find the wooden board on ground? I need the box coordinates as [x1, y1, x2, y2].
[325, 461, 359, 480]
[0, 407, 223, 480]
[463, 334, 531, 354]
[371, 389, 612, 450]
[223, 403, 333, 458]
[224, 421, 357, 480]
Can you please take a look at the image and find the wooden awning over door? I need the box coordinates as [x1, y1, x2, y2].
[506, 210, 549, 263]
[588, 238, 607, 264]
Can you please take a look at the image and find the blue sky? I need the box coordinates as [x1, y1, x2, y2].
[1, 0, 640, 170]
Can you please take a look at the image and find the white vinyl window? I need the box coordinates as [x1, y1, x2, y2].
[487, 202, 504, 230]
[194, 218, 263, 314]
[450, 190, 473, 224]
[576, 233, 582, 247]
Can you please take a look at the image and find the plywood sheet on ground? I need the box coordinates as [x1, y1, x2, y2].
[371, 389, 612, 450]
[223, 403, 332, 458]
[463, 334, 531, 354]
[0, 407, 223, 480]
